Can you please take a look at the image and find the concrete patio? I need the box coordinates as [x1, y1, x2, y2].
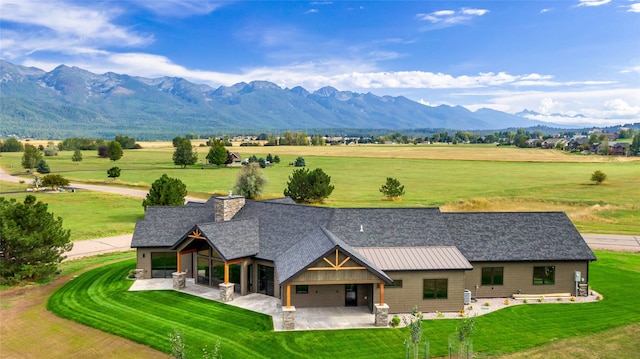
[129, 278, 376, 331]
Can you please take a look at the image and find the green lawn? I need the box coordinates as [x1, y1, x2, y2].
[0, 181, 143, 240]
[47, 251, 640, 358]
[2, 148, 639, 234]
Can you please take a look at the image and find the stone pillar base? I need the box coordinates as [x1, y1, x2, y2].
[172, 272, 186, 289]
[374, 304, 389, 327]
[219, 283, 235, 302]
[134, 269, 145, 280]
[283, 306, 296, 330]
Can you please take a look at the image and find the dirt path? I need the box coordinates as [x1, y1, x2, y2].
[0, 264, 168, 359]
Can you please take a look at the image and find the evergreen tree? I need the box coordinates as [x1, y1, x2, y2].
[0, 195, 72, 285]
[21, 144, 42, 170]
[36, 160, 51, 174]
[379, 177, 405, 199]
[71, 149, 83, 162]
[284, 168, 334, 203]
[173, 138, 198, 168]
[142, 174, 188, 210]
[294, 156, 305, 167]
[630, 134, 640, 156]
[233, 162, 268, 199]
[107, 141, 123, 161]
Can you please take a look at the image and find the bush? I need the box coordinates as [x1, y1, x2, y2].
[591, 170, 607, 184]
[107, 167, 121, 180]
[294, 156, 305, 167]
[390, 315, 401, 327]
[43, 145, 58, 156]
[41, 174, 70, 189]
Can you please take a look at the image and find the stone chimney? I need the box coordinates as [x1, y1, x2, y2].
[214, 193, 245, 221]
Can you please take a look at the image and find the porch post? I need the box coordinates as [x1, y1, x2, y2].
[380, 283, 385, 306]
[177, 251, 182, 273]
[224, 262, 229, 284]
[286, 285, 291, 308]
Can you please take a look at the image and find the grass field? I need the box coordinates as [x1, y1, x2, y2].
[2, 145, 639, 234]
[0, 181, 144, 240]
[46, 251, 640, 358]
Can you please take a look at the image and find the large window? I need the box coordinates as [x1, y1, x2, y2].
[423, 279, 448, 299]
[151, 252, 177, 278]
[481, 267, 504, 286]
[388, 279, 403, 288]
[533, 266, 555, 285]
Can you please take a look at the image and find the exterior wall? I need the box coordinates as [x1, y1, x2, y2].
[214, 196, 245, 222]
[375, 270, 467, 314]
[465, 261, 590, 298]
[285, 284, 374, 309]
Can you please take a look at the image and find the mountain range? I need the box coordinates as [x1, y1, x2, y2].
[1, 60, 557, 139]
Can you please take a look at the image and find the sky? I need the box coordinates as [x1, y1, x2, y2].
[1, 0, 639, 126]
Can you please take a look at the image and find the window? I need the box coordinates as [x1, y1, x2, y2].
[423, 279, 448, 299]
[151, 252, 177, 278]
[481, 267, 504, 286]
[387, 279, 403, 288]
[295, 285, 308, 294]
[533, 266, 555, 285]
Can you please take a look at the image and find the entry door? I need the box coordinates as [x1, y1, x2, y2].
[345, 284, 357, 306]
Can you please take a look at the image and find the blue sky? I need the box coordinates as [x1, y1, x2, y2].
[1, 0, 639, 126]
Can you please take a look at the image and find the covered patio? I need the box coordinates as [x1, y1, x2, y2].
[129, 278, 376, 331]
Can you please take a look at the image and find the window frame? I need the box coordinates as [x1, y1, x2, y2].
[533, 266, 555, 285]
[387, 279, 403, 288]
[481, 267, 504, 286]
[423, 278, 448, 300]
[295, 285, 308, 294]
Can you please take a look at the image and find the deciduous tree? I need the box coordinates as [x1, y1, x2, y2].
[107, 141, 123, 161]
[107, 167, 121, 180]
[142, 174, 187, 210]
[0, 138, 23, 152]
[71, 149, 83, 162]
[631, 134, 640, 156]
[284, 168, 334, 203]
[206, 139, 228, 167]
[21, 144, 42, 170]
[173, 138, 198, 168]
[0, 195, 72, 285]
[591, 170, 607, 185]
[233, 162, 267, 199]
[41, 174, 70, 189]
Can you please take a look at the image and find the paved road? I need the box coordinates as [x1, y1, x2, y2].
[2, 167, 638, 259]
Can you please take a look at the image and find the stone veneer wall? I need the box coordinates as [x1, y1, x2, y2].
[214, 196, 246, 222]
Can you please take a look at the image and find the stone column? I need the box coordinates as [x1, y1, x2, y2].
[219, 283, 235, 302]
[374, 304, 389, 327]
[134, 269, 145, 280]
[172, 272, 186, 289]
[283, 306, 296, 330]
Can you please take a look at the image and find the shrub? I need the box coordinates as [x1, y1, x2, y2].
[41, 174, 70, 189]
[570, 296, 576, 302]
[483, 302, 490, 307]
[390, 315, 401, 327]
[523, 299, 529, 304]
[43, 145, 59, 156]
[504, 299, 510, 305]
[591, 170, 607, 184]
[538, 297, 544, 302]
[294, 156, 305, 167]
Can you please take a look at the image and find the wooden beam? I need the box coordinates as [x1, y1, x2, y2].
[224, 262, 229, 284]
[177, 251, 182, 273]
[187, 228, 206, 240]
[307, 266, 366, 271]
[380, 283, 385, 306]
[286, 285, 291, 308]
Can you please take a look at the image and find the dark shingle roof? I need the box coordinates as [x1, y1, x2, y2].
[195, 219, 259, 260]
[442, 212, 596, 262]
[131, 204, 215, 248]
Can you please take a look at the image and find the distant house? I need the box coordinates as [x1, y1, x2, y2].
[228, 152, 242, 165]
[609, 142, 629, 156]
[526, 139, 542, 148]
[542, 138, 565, 149]
[131, 196, 596, 327]
[566, 137, 589, 151]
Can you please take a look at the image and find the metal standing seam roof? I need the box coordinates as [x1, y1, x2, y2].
[355, 246, 473, 271]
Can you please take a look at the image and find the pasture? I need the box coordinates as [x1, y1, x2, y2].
[45, 251, 640, 358]
[1, 144, 638, 235]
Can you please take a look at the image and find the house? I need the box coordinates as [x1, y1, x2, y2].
[542, 138, 565, 149]
[609, 142, 629, 156]
[131, 196, 596, 328]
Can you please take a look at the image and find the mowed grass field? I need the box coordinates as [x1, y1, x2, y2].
[2, 144, 639, 234]
[44, 251, 640, 358]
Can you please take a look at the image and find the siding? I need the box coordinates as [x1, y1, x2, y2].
[465, 261, 590, 298]
[374, 270, 466, 314]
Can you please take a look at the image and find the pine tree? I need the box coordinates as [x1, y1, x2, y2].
[71, 149, 83, 162]
[0, 195, 72, 285]
[379, 177, 405, 199]
[284, 168, 334, 203]
[36, 160, 51, 174]
[142, 174, 188, 210]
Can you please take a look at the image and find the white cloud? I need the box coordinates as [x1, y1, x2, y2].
[131, 0, 224, 17]
[416, 8, 489, 28]
[305, 9, 319, 14]
[540, 8, 553, 14]
[604, 98, 640, 116]
[628, 3, 640, 13]
[539, 97, 564, 114]
[0, 0, 152, 59]
[577, 0, 612, 7]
